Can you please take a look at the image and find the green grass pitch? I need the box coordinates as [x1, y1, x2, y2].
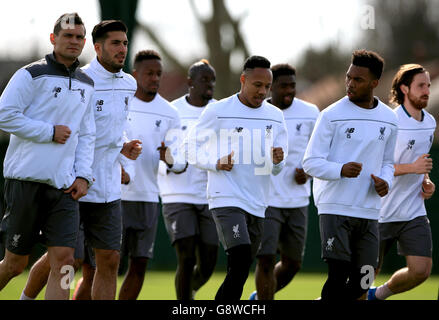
[0, 270, 437, 300]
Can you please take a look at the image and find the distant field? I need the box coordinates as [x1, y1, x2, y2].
[0, 271, 437, 300]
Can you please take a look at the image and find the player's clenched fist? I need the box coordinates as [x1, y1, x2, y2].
[341, 162, 362, 178]
[412, 154, 433, 174]
[53, 125, 71, 144]
[271, 147, 284, 164]
[121, 139, 142, 160]
[216, 151, 234, 171]
[371, 174, 389, 197]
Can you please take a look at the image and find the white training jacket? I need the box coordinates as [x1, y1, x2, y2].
[80, 58, 137, 203]
[379, 105, 436, 223]
[183, 94, 288, 218]
[121, 95, 186, 203]
[157, 95, 216, 205]
[268, 98, 320, 208]
[0, 53, 96, 189]
[303, 96, 398, 220]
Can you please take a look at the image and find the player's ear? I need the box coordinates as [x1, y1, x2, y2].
[371, 78, 379, 89]
[400, 84, 409, 95]
[50, 33, 56, 45]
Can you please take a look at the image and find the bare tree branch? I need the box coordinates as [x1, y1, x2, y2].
[135, 19, 188, 74]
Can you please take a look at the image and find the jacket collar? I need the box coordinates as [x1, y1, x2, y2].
[90, 57, 124, 79]
[46, 52, 80, 73]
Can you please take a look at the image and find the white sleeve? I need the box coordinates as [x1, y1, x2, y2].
[182, 105, 218, 172]
[74, 95, 96, 186]
[272, 115, 289, 176]
[0, 69, 54, 142]
[166, 113, 187, 173]
[302, 111, 344, 180]
[379, 125, 397, 189]
[118, 153, 135, 179]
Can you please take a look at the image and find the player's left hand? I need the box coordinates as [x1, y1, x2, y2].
[294, 168, 308, 185]
[121, 139, 142, 160]
[64, 177, 88, 200]
[272, 147, 284, 165]
[421, 177, 435, 199]
[371, 174, 389, 197]
[157, 141, 174, 168]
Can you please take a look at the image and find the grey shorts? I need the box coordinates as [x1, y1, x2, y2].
[2, 179, 79, 255]
[79, 200, 122, 251]
[121, 201, 159, 259]
[162, 203, 219, 246]
[319, 214, 379, 268]
[211, 207, 264, 259]
[378, 216, 432, 264]
[257, 206, 308, 261]
[74, 222, 96, 268]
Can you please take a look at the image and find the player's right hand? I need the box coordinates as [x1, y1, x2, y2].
[412, 154, 433, 174]
[121, 166, 130, 185]
[53, 125, 71, 144]
[294, 168, 308, 185]
[216, 151, 234, 171]
[341, 162, 362, 178]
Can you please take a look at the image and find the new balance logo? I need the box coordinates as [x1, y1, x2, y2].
[52, 87, 62, 97]
[379, 127, 386, 140]
[345, 128, 355, 139]
[407, 139, 415, 150]
[232, 224, 240, 239]
[326, 237, 334, 251]
[96, 100, 104, 111]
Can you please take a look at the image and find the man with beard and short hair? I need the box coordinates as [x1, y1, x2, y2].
[250, 63, 319, 300]
[158, 59, 219, 300]
[183, 55, 288, 301]
[368, 64, 435, 300]
[118, 50, 186, 300]
[303, 49, 398, 300]
[18, 19, 142, 300]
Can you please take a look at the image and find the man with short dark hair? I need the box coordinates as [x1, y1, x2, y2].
[118, 50, 186, 300]
[303, 49, 398, 300]
[158, 59, 219, 300]
[184, 55, 288, 301]
[368, 64, 435, 300]
[0, 13, 95, 300]
[17, 19, 142, 301]
[250, 63, 319, 300]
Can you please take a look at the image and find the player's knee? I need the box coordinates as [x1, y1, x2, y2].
[129, 257, 148, 276]
[257, 255, 275, 274]
[4, 259, 27, 277]
[410, 264, 431, 283]
[97, 250, 120, 272]
[285, 258, 302, 274]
